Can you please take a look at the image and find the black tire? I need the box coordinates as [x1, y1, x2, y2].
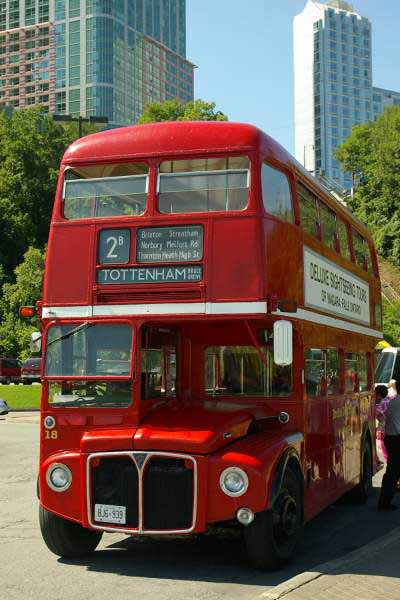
[244, 468, 303, 570]
[352, 441, 373, 504]
[39, 505, 103, 558]
[4, 378, 10, 385]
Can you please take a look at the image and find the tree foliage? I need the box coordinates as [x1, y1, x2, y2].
[335, 106, 400, 267]
[138, 99, 228, 124]
[0, 247, 45, 359]
[382, 298, 400, 347]
[0, 107, 100, 358]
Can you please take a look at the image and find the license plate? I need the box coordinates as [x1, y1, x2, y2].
[94, 504, 126, 524]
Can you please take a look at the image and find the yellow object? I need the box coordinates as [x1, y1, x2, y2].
[376, 340, 391, 350]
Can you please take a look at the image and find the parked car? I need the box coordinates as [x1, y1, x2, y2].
[21, 357, 42, 384]
[375, 347, 400, 387]
[0, 399, 9, 415]
[0, 358, 21, 384]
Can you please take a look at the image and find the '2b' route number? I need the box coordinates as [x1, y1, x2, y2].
[99, 229, 130, 264]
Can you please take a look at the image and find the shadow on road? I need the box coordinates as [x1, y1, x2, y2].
[59, 483, 400, 589]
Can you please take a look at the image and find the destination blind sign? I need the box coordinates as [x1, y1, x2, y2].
[136, 226, 203, 263]
[97, 265, 203, 285]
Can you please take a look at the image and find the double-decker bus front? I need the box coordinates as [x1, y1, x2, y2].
[36, 122, 379, 570]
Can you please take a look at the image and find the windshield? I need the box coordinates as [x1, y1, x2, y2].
[45, 323, 132, 377]
[63, 162, 148, 220]
[48, 381, 132, 408]
[375, 351, 395, 384]
[158, 156, 250, 214]
[23, 358, 41, 368]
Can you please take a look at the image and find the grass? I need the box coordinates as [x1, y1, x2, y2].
[0, 384, 41, 410]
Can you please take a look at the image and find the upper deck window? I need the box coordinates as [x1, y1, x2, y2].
[337, 218, 352, 261]
[298, 182, 319, 237]
[319, 202, 337, 250]
[353, 230, 372, 273]
[63, 162, 148, 220]
[158, 156, 250, 214]
[261, 163, 293, 223]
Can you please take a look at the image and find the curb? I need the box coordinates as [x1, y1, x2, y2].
[9, 408, 40, 412]
[256, 525, 400, 600]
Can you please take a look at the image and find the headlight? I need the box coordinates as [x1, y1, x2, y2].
[46, 463, 72, 492]
[219, 467, 249, 497]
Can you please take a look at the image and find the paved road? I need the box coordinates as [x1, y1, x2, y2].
[1, 420, 400, 600]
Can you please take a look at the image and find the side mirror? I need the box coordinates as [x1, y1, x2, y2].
[30, 332, 42, 353]
[273, 320, 293, 366]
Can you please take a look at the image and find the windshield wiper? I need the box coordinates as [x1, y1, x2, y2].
[52, 396, 97, 407]
[47, 322, 93, 348]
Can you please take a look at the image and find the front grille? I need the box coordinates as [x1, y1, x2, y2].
[143, 458, 194, 530]
[92, 456, 139, 528]
[89, 452, 195, 532]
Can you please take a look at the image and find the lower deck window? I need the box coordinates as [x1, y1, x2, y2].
[205, 346, 292, 397]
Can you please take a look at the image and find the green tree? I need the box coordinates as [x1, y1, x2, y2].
[0, 247, 45, 359]
[138, 99, 228, 124]
[0, 106, 97, 279]
[382, 299, 400, 347]
[335, 106, 400, 266]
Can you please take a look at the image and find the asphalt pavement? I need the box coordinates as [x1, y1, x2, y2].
[1, 419, 400, 600]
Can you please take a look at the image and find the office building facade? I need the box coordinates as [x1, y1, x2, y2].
[294, 0, 373, 189]
[0, 1, 194, 124]
[372, 86, 400, 119]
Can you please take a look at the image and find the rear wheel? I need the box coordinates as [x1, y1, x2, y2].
[39, 505, 103, 558]
[244, 468, 303, 570]
[4, 377, 10, 385]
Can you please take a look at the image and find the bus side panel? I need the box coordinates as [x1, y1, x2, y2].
[44, 225, 94, 305]
[263, 218, 303, 304]
[208, 218, 262, 301]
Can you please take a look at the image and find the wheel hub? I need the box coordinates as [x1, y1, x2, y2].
[274, 493, 298, 537]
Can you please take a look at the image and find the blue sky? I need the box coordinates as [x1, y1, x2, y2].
[186, 0, 400, 154]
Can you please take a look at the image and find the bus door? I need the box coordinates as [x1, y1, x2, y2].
[325, 348, 345, 493]
[140, 325, 178, 403]
[304, 348, 329, 508]
[343, 352, 368, 483]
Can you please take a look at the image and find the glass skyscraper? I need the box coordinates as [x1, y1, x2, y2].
[294, 0, 399, 189]
[0, 1, 194, 125]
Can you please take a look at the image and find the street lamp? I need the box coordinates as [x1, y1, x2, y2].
[53, 114, 109, 138]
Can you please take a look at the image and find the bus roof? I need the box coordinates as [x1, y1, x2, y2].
[62, 121, 370, 238]
[63, 121, 272, 163]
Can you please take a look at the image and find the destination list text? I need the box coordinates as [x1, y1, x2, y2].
[137, 226, 203, 263]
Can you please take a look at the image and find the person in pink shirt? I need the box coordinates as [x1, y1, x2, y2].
[376, 384, 390, 462]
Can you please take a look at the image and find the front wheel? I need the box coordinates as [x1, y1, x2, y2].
[244, 468, 303, 570]
[39, 505, 103, 558]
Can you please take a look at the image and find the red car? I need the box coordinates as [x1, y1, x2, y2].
[21, 357, 42, 384]
[0, 358, 21, 384]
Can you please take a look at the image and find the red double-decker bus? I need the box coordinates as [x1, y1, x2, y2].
[34, 121, 382, 569]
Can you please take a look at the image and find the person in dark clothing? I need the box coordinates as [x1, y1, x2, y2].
[377, 384, 400, 511]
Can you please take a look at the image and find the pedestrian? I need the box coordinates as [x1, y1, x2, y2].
[376, 384, 390, 462]
[378, 384, 400, 511]
[388, 379, 397, 399]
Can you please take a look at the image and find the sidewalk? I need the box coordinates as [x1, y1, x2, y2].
[260, 525, 400, 600]
[5, 410, 40, 424]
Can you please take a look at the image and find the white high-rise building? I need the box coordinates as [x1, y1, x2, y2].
[294, 0, 373, 189]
